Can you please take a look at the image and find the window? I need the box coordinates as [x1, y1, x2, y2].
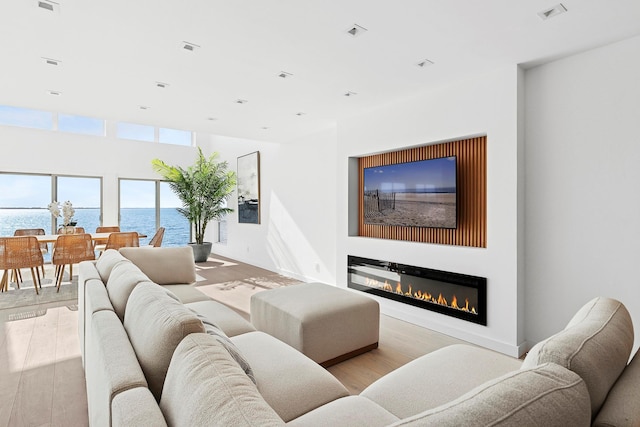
[119, 179, 190, 247]
[0, 105, 53, 130]
[159, 127, 192, 146]
[58, 114, 105, 136]
[116, 122, 154, 142]
[57, 176, 101, 233]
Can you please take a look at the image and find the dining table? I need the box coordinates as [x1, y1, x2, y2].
[34, 232, 147, 244]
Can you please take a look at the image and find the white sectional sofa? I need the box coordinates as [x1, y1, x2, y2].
[79, 247, 640, 426]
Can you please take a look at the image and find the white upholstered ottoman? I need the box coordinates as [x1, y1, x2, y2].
[250, 282, 380, 367]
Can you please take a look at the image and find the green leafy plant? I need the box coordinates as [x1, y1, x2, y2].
[151, 148, 236, 245]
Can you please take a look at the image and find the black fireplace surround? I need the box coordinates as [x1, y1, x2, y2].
[348, 256, 487, 325]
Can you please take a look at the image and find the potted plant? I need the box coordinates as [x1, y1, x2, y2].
[151, 148, 236, 262]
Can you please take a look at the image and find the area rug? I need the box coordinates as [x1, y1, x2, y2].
[0, 276, 77, 310]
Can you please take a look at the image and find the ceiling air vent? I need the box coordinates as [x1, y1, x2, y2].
[235, 99, 248, 104]
[538, 4, 567, 20]
[344, 91, 357, 97]
[278, 71, 293, 79]
[37, 0, 59, 12]
[42, 57, 61, 66]
[182, 41, 200, 51]
[346, 24, 367, 37]
[417, 59, 434, 68]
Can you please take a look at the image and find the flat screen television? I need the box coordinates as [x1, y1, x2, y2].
[363, 156, 457, 229]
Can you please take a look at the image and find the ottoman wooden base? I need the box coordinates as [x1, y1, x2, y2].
[250, 283, 380, 367]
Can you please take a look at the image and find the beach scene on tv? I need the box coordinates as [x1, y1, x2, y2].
[364, 156, 457, 228]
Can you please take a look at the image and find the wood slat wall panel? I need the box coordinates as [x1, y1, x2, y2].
[358, 136, 486, 247]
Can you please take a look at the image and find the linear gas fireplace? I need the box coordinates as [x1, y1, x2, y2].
[348, 256, 487, 325]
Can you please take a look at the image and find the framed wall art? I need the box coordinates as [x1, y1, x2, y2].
[237, 151, 260, 224]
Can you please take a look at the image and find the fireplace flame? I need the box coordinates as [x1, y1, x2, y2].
[364, 277, 477, 315]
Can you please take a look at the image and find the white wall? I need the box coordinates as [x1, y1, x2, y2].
[336, 65, 525, 356]
[203, 128, 338, 283]
[524, 35, 640, 350]
[0, 125, 197, 225]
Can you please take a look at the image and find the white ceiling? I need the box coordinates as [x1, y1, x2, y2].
[2, 0, 640, 143]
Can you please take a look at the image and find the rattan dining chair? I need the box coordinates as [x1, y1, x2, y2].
[104, 232, 140, 251]
[148, 227, 165, 247]
[0, 236, 44, 294]
[93, 226, 121, 253]
[14, 228, 48, 276]
[57, 227, 86, 234]
[52, 233, 96, 292]
[96, 226, 120, 233]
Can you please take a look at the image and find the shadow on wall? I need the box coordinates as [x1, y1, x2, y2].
[266, 191, 329, 283]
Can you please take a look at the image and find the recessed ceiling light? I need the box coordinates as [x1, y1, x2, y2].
[417, 59, 434, 68]
[42, 57, 61, 66]
[278, 71, 293, 79]
[182, 41, 200, 51]
[346, 24, 368, 37]
[538, 3, 567, 20]
[206, 117, 217, 121]
[47, 90, 61, 96]
[139, 105, 150, 110]
[37, 0, 59, 12]
[261, 126, 270, 130]
[235, 99, 248, 104]
[155, 81, 169, 88]
[296, 112, 305, 116]
[344, 91, 357, 97]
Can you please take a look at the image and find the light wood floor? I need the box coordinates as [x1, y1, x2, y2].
[0, 257, 467, 426]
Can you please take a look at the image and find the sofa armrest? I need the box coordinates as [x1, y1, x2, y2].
[112, 387, 167, 427]
[86, 310, 148, 427]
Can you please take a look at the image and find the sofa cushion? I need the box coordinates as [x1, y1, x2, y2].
[361, 344, 523, 419]
[119, 246, 197, 285]
[287, 396, 399, 427]
[124, 282, 205, 401]
[160, 333, 284, 427]
[522, 297, 633, 417]
[389, 363, 591, 427]
[230, 331, 350, 422]
[593, 347, 640, 427]
[95, 249, 129, 283]
[186, 300, 256, 337]
[105, 262, 151, 321]
[199, 314, 255, 383]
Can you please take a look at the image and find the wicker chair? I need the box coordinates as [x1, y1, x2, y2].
[148, 227, 165, 247]
[52, 233, 96, 292]
[104, 232, 140, 251]
[96, 226, 120, 233]
[0, 236, 44, 294]
[13, 228, 48, 275]
[93, 226, 121, 252]
[57, 227, 86, 234]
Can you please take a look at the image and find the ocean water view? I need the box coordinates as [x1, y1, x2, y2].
[1, 208, 190, 261]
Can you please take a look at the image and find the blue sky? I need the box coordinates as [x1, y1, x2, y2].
[0, 174, 181, 208]
[364, 156, 456, 193]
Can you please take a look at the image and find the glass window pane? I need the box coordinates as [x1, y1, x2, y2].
[57, 176, 101, 233]
[59, 114, 105, 136]
[0, 105, 53, 130]
[159, 127, 192, 146]
[116, 122, 154, 142]
[120, 180, 155, 245]
[0, 173, 52, 235]
[160, 182, 190, 246]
